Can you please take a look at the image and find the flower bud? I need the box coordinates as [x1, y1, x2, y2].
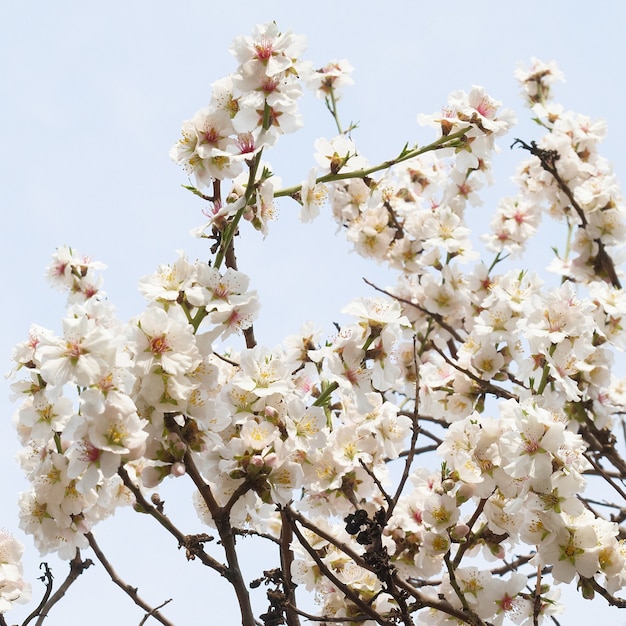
[171, 461, 186, 477]
[450, 524, 470, 540]
[456, 482, 476, 504]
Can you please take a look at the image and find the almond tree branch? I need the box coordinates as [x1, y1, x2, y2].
[389, 336, 422, 520]
[85, 533, 174, 626]
[177, 444, 256, 626]
[279, 509, 301, 626]
[512, 138, 621, 288]
[117, 465, 229, 576]
[20, 562, 54, 626]
[363, 279, 466, 345]
[284, 508, 392, 626]
[274, 129, 471, 199]
[33, 552, 93, 626]
[586, 577, 626, 608]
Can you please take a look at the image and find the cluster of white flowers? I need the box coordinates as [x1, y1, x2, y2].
[0, 530, 30, 614]
[170, 22, 310, 236]
[7, 23, 626, 626]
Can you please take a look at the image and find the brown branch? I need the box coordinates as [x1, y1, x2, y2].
[279, 509, 301, 626]
[452, 498, 489, 568]
[586, 577, 626, 608]
[431, 345, 518, 401]
[287, 604, 372, 622]
[33, 552, 93, 626]
[393, 576, 488, 625]
[284, 509, 392, 626]
[177, 445, 256, 626]
[583, 453, 626, 501]
[363, 279, 466, 344]
[488, 554, 535, 577]
[223, 231, 257, 349]
[443, 553, 487, 626]
[398, 410, 448, 428]
[117, 466, 229, 576]
[533, 563, 542, 626]
[285, 507, 371, 571]
[85, 533, 174, 626]
[389, 337, 421, 520]
[138, 600, 176, 626]
[359, 458, 394, 511]
[21, 562, 54, 626]
[513, 138, 621, 288]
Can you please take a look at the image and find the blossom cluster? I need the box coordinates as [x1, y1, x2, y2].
[0, 530, 30, 614]
[169, 22, 309, 235]
[7, 23, 626, 626]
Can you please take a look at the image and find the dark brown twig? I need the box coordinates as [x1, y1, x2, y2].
[33, 552, 93, 626]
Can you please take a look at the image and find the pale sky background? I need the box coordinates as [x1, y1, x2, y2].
[2, 1, 626, 624]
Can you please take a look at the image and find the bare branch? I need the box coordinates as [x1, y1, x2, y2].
[21, 562, 54, 626]
[86, 533, 174, 626]
[117, 465, 229, 576]
[279, 510, 301, 626]
[33, 552, 93, 626]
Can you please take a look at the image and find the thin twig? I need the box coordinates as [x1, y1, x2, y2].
[177, 444, 256, 626]
[117, 466, 229, 576]
[285, 509, 392, 626]
[138, 600, 176, 626]
[432, 344, 518, 401]
[34, 552, 93, 626]
[389, 337, 421, 519]
[363, 279, 466, 344]
[21, 562, 54, 626]
[85, 533, 174, 626]
[586, 577, 626, 608]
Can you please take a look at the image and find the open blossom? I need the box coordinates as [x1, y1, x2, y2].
[130, 306, 201, 377]
[46, 246, 106, 296]
[230, 22, 306, 81]
[9, 33, 626, 626]
[313, 135, 367, 174]
[306, 59, 354, 99]
[37, 314, 115, 387]
[299, 167, 327, 223]
[515, 57, 564, 106]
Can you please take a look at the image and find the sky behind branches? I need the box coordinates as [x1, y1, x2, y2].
[2, 1, 626, 624]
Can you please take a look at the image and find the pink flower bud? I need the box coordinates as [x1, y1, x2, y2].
[450, 524, 470, 540]
[171, 461, 186, 477]
[456, 483, 476, 504]
[250, 454, 265, 467]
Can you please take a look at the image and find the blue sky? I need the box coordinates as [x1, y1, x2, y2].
[2, 1, 626, 624]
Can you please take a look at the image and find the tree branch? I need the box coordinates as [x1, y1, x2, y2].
[117, 465, 229, 576]
[33, 552, 93, 626]
[85, 533, 174, 626]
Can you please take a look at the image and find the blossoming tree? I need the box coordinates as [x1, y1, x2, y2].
[5, 21, 626, 626]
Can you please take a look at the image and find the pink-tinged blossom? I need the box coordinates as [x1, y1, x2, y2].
[38, 314, 113, 387]
[131, 306, 201, 377]
[230, 22, 306, 81]
[45, 246, 106, 295]
[305, 59, 354, 100]
[499, 402, 566, 484]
